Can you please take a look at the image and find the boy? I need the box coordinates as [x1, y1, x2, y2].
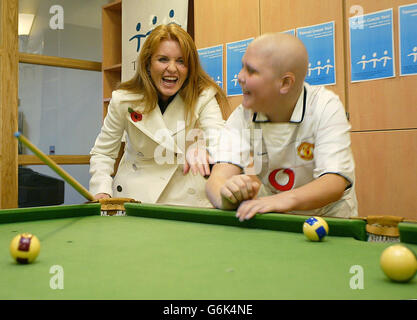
[206, 33, 357, 220]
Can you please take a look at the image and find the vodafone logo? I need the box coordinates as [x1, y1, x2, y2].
[268, 168, 295, 191]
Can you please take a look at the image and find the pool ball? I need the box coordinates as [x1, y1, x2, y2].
[303, 216, 329, 241]
[380, 245, 417, 282]
[10, 233, 41, 264]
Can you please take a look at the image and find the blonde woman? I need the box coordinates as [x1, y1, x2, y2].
[90, 24, 230, 207]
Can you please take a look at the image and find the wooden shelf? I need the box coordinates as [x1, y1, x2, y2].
[20, 53, 101, 71]
[101, 1, 124, 170]
[103, 0, 121, 11]
[19, 155, 91, 166]
[103, 69, 121, 102]
[103, 63, 122, 72]
[102, 1, 122, 69]
[102, 0, 122, 118]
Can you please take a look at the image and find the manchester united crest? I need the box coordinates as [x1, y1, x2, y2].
[297, 142, 314, 161]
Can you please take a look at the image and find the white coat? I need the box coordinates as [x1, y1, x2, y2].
[89, 87, 225, 207]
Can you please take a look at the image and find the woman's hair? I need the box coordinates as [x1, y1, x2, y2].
[118, 24, 231, 125]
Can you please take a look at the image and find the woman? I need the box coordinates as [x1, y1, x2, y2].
[89, 24, 230, 207]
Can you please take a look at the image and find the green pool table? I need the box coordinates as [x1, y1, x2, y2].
[0, 202, 416, 300]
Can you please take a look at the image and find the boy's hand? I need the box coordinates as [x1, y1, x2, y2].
[220, 174, 260, 207]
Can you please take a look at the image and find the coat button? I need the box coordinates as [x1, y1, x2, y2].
[187, 188, 196, 195]
[132, 163, 137, 171]
[117, 185, 122, 192]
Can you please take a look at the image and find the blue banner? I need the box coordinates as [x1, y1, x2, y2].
[349, 9, 395, 82]
[198, 45, 224, 88]
[226, 38, 253, 96]
[399, 3, 417, 76]
[297, 21, 336, 86]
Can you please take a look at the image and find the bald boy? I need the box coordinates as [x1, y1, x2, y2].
[206, 33, 357, 219]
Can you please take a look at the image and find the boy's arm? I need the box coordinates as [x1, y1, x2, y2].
[288, 173, 348, 211]
[236, 173, 348, 221]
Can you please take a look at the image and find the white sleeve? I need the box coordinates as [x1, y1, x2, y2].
[213, 105, 252, 169]
[195, 91, 225, 158]
[313, 94, 355, 187]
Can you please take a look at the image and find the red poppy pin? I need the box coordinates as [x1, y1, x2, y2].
[128, 107, 142, 122]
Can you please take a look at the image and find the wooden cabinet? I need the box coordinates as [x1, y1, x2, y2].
[102, 0, 122, 120]
[102, 0, 123, 174]
[351, 130, 417, 220]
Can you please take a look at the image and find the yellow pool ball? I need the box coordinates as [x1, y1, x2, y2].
[10, 233, 40, 264]
[380, 245, 417, 282]
[303, 216, 329, 241]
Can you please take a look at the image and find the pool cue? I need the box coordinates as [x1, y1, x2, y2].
[14, 132, 95, 202]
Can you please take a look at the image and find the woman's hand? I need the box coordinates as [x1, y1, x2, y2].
[94, 193, 111, 200]
[183, 143, 213, 177]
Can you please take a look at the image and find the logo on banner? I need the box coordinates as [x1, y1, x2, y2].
[407, 47, 417, 63]
[129, 9, 182, 53]
[356, 51, 393, 70]
[308, 60, 334, 77]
